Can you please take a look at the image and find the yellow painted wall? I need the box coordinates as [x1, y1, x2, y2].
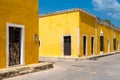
[114, 29, 120, 52]
[39, 10, 96, 58]
[0, 0, 39, 69]
[97, 23, 120, 54]
[39, 9, 120, 58]
[97, 24, 113, 54]
[39, 11, 80, 58]
[79, 11, 96, 57]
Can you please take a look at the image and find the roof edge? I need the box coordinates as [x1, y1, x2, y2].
[39, 8, 96, 18]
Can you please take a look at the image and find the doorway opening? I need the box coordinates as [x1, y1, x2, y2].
[83, 36, 87, 56]
[100, 36, 104, 52]
[7, 23, 24, 67]
[63, 36, 71, 56]
[113, 38, 116, 51]
[9, 27, 21, 66]
[91, 37, 94, 55]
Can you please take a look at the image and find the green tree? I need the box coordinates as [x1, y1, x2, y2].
[104, 19, 111, 24]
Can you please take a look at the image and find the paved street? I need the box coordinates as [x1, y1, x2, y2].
[4, 53, 120, 80]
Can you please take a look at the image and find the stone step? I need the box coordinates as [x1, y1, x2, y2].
[0, 63, 53, 80]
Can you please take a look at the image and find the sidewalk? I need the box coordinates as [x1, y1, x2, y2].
[0, 62, 53, 80]
[39, 52, 120, 62]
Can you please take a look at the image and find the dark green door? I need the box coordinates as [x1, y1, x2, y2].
[64, 36, 71, 56]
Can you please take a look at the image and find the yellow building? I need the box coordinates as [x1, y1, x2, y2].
[0, 0, 39, 69]
[39, 9, 96, 58]
[39, 8, 120, 58]
[96, 18, 120, 54]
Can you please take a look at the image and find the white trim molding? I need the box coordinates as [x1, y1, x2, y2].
[6, 23, 25, 67]
[107, 39, 110, 53]
[82, 34, 88, 56]
[90, 36, 95, 55]
[118, 41, 120, 51]
[100, 29, 104, 54]
[62, 34, 72, 57]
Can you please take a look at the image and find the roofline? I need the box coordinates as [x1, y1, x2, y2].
[39, 8, 96, 18]
[97, 22, 120, 31]
[97, 17, 120, 31]
[39, 8, 120, 31]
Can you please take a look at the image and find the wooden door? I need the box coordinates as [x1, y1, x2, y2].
[83, 36, 87, 56]
[64, 36, 71, 56]
[100, 36, 104, 52]
[91, 37, 94, 55]
[113, 38, 116, 51]
[9, 27, 21, 66]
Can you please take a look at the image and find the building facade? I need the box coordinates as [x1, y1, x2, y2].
[97, 18, 120, 54]
[39, 9, 120, 58]
[0, 0, 39, 69]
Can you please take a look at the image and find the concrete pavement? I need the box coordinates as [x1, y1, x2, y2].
[4, 53, 120, 80]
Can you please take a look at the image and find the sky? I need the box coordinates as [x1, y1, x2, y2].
[39, 0, 120, 27]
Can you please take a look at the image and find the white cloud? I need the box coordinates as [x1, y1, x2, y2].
[92, 0, 120, 19]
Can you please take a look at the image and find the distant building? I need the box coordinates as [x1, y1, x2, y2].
[0, 0, 39, 69]
[39, 8, 120, 58]
[97, 17, 120, 54]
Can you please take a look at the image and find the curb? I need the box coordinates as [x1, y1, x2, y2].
[0, 63, 53, 79]
[39, 52, 120, 62]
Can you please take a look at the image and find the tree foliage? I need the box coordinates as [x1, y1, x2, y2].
[104, 19, 111, 24]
